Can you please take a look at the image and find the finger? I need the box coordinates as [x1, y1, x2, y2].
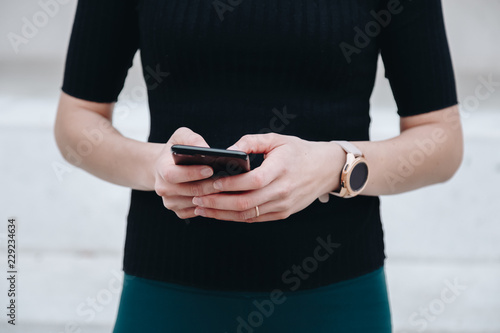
[210, 155, 284, 192]
[194, 206, 261, 222]
[169, 127, 210, 148]
[193, 180, 289, 211]
[174, 178, 223, 197]
[161, 195, 198, 211]
[194, 201, 289, 223]
[244, 211, 291, 223]
[160, 164, 214, 184]
[172, 207, 198, 220]
[227, 132, 285, 154]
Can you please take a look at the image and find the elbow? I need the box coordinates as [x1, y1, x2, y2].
[437, 130, 464, 184]
[53, 92, 115, 168]
[54, 121, 83, 168]
[439, 147, 463, 183]
[53, 117, 71, 165]
[53, 105, 77, 167]
[53, 118, 63, 153]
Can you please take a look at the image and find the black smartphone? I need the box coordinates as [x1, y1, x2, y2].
[171, 144, 250, 177]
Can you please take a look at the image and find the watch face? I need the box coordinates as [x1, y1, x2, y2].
[350, 161, 368, 191]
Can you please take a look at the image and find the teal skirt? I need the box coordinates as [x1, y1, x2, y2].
[113, 266, 391, 333]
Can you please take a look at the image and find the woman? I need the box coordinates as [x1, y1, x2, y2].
[54, 0, 463, 332]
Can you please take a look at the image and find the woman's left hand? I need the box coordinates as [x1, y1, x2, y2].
[192, 133, 345, 222]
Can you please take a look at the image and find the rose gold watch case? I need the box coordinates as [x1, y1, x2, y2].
[330, 152, 369, 198]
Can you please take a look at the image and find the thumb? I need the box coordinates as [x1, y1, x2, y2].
[169, 127, 210, 148]
[227, 133, 281, 154]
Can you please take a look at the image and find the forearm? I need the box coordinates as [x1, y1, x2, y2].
[351, 107, 463, 196]
[54, 95, 162, 191]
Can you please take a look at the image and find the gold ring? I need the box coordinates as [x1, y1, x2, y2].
[255, 206, 260, 217]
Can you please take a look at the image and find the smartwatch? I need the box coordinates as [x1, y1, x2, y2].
[318, 141, 369, 202]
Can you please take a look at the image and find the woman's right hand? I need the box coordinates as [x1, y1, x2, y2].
[153, 127, 222, 219]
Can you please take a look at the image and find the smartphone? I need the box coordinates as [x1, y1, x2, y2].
[171, 144, 250, 177]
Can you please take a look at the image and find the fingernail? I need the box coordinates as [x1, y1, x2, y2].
[192, 197, 202, 206]
[213, 180, 223, 190]
[194, 207, 205, 216]
[201, 167, 213, 177]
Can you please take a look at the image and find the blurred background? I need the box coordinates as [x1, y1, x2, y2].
[1, 0, 499, 332]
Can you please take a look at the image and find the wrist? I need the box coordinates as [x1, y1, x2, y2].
[328, 141, 370, 198]
[137, 142, 164, 191]
[320, 141, 346, 195]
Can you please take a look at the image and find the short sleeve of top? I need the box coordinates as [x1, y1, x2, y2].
[61, 0, 139, 103]
[379, 0, 458, 117]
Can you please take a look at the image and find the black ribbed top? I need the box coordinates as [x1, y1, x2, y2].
[62, 0, 457, 292]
